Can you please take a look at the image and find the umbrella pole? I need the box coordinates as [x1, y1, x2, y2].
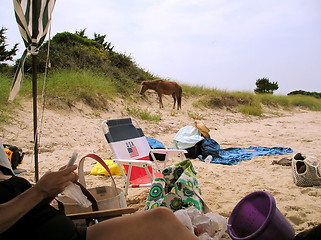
[32, 54, 39, 182]
[32, 0, 39, 182]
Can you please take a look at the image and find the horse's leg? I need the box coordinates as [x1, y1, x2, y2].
[178, 88, 182, 110]
[172, 93, 176, 109]
[176, 93, 179, 110]
[158, 93, 163, 108]
[176, 92, 181, 110]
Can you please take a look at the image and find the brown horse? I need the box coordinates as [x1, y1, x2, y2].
[139, 79, 182, 110]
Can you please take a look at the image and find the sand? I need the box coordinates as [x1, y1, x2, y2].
[1, 93, 321, 239]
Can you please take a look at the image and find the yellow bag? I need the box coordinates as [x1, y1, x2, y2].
[90, 159, 125, 176]
[3, 144, 24, 169]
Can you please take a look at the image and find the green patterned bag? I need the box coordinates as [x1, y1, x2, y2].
[145, 159, 211, 213]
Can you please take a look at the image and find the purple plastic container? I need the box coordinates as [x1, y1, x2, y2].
[228, 191, 295, 240]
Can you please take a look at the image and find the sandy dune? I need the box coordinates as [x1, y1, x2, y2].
[2, 93, 320, 239]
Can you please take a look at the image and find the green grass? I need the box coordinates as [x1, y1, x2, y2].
[181, 84, 219, 96]
[189, 86, 321, 115]
[195, 90, 259, 108]
[0, 74, 21, 124]
[288, 95, 321, 111]
[41, 69, 118, 109]
[125, 106, 162, 122]
[258, 94, 289, 109]
[1, 69, 119, 107]
[257, 94, 321, 111]
[188, 111, 205, 120]
[1, 70, 321, 125]
[238, 104, 263, 116]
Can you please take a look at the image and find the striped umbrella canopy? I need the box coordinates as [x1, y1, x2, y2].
[9, 0, 56, 101]
[9, 0, 56, 181]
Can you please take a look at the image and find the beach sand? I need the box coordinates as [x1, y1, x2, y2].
[2, 93, 321, 239]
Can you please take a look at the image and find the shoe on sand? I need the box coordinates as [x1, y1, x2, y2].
[272, 157, 292, 166]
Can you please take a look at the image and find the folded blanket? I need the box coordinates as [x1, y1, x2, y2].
[198, 146, 293, 165]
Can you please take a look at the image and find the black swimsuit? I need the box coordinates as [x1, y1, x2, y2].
[0, 176, 86, 240]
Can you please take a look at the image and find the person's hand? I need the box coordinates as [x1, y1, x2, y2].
[59, 165, 79, 183]
[33, 165, 78, 200]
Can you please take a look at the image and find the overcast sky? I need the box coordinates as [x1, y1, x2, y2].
[1, 0, 321, 94]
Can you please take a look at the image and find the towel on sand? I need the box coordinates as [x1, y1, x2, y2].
[198, 145, 293, 165]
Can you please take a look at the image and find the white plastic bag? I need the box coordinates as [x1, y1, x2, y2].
[62, 182, 92, 208]
[200, 212, 227, 240]
[174, 207, 227, 240]
[173, 126, 204, 149]
[174, 209, 194, 233]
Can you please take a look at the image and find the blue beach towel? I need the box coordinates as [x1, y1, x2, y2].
[146, 137, 166, 161]
[146, 137, 165, 149]
[198, 144, 293, 165]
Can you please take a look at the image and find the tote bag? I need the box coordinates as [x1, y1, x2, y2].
[53, 154, 127, 214]
[145, 159, 211, 213]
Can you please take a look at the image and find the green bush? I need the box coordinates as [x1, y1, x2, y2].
[22, 31, 154, 85]
[288, 90, 321, 99]
[53, 32, 103, 49]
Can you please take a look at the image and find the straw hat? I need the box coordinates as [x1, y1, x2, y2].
[194, 121, 210, 138]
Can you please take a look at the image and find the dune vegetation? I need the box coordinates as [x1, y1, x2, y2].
[1, 30, 321, 124]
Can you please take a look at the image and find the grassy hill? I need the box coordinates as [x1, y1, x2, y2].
[1, 31, 321, 124]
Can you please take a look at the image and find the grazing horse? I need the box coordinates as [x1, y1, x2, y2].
[139, 79, 182, 110]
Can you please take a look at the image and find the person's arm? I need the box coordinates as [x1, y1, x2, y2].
[0, 165, 77, 234]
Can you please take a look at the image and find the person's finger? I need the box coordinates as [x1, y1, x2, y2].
[49, 168, 75, 186]
[59, 165, 67, 171]
[62, 172, 78, 182]
[60, 165, 78, 175]
[71, 172, 79, 182]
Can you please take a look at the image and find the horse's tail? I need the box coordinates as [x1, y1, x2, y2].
[177, 86, 182, 110]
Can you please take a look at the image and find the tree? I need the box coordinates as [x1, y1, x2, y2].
[75, 29, 114, 51]
[93, 33, 114, 51]
[254, 78, 279, 94]
[75, 28, 87, 38]
[0, 27, 19, 63]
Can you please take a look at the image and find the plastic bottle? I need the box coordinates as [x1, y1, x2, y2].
[204, 155, 212, 164]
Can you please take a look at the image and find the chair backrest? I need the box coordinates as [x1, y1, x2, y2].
[103, 118, 144, 143]
[102, 118, 152, 181]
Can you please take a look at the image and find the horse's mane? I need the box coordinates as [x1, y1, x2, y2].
[142, 79, 163, 85]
